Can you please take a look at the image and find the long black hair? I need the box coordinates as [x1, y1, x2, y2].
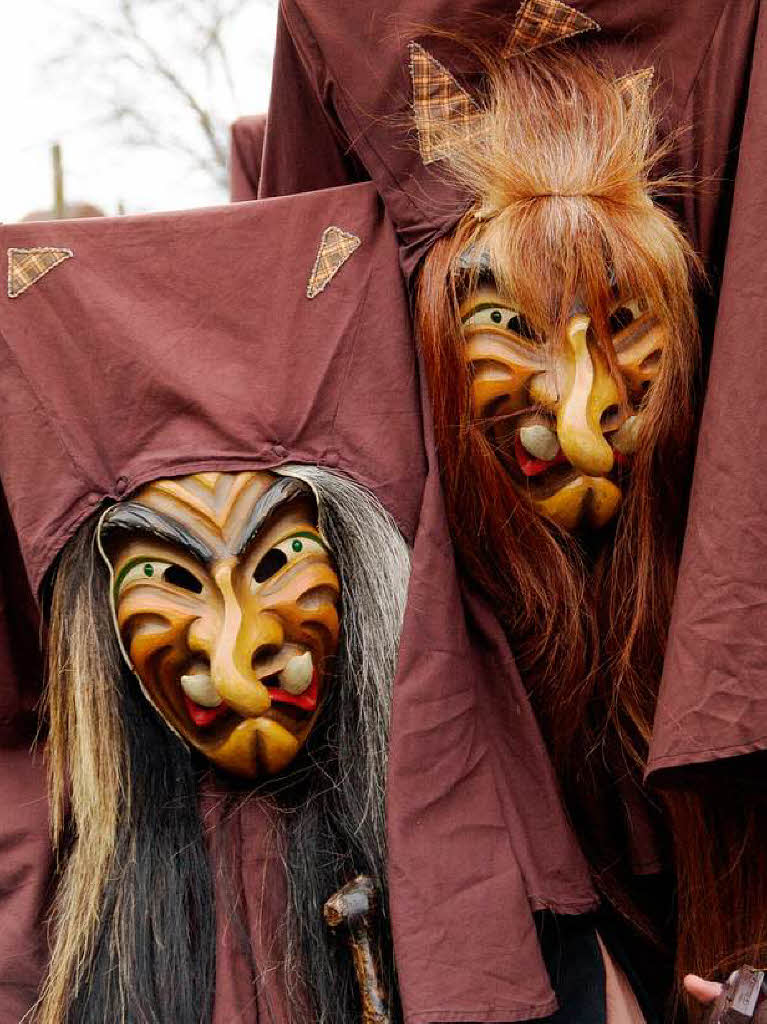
[38, 466, 410, 1023]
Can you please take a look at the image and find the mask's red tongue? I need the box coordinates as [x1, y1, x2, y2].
[515, 432, 567, 477]
[268, 670, 319, 712]
[183, 694, 228, 728]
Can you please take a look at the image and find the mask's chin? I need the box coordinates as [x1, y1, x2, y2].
[198, 715, 305, 778]
[487, 419, 625, 532]
[531, 475, 622, 532]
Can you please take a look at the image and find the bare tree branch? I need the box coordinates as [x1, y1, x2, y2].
[46, 0, 276, 194]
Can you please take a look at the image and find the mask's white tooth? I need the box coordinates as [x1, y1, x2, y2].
[519, 424, 559, 461]
[279, 652, 314, 695]
[612, 415, 640, 455]
[180, 673, 222, 708]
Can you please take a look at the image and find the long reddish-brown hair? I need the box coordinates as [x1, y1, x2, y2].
[412, 45, 744, 1006]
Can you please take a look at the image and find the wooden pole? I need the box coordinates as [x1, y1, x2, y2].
[52, 142, 64, 219]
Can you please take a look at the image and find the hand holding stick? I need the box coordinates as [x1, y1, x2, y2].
[686, 967, 767, 1024]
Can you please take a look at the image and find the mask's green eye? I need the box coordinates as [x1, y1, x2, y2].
[116, 560, 202, 595]
[117, 559, 171, 594]
[251, 533, 329, 589]
[274, 533, 327, 560]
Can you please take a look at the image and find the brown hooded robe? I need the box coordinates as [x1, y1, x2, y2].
[230, 115, 268, 202]
[0, 184, 596, 1022]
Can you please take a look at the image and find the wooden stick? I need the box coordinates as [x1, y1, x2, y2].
[324, 875, 391, 1024]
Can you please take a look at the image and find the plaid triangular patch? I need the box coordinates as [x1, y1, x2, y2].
[8, 246, 73, 298]
[306, 227, 361, 299]
[503, 0, 600, 57]
[409, 42, 481, 165]
[617, 66, 655, 106]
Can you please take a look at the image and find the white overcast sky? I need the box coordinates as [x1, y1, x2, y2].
[0, 0, 278, 223]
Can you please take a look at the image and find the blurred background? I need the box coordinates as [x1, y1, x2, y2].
[0, 0, 277, 222]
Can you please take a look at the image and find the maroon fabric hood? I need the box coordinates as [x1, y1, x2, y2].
[230, 115, 268, 202]
[253, 0, 767, 781]
[0, 183, 595, 1022]
[647, 3, 767, 775]
[1, 185, 424, 594]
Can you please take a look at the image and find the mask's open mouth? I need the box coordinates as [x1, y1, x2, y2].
[179, 644, 321, 731]
[181, 668, 320, 731]
[514, 432, 568, 477]
[486, 413, 632, 501]
[264, 668, 319, 713]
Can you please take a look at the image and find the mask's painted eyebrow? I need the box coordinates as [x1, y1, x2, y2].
[234, 476, 314, 557]
[101, 502, 215, 565]
[279, 529, 330, 552]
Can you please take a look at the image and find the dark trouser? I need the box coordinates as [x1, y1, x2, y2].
[535, 901, 669, 1024]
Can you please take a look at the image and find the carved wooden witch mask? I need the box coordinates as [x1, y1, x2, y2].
[100, 470, 340, 778]
[462, 285, 666, 531]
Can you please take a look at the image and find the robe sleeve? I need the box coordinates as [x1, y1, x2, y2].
[648, 0, 767, 776]
[229, 115, 267, 202]
[257, 4, 368, 200]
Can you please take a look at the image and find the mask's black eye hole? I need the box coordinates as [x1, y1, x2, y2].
[254, 548, 288, 583]
[162, 564, 203, 593]
[609, 307, 635, 333]
[507, 313, 535, 340]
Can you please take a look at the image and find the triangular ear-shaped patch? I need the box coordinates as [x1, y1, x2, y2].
[409, 41, 481, 165]
[503, 0, 600, 57]
[617, 66, 655, 106]
[8, 246, 74, 298]
[306, 227, 361, 299]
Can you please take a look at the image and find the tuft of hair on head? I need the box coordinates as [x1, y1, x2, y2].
[431, 46, 700, 348]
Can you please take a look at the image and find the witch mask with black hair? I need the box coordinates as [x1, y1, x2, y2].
[45, 463, 407, 1024]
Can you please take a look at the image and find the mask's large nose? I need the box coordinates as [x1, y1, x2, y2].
[555, 313, 620, 475]
[207, 563, 275, 717]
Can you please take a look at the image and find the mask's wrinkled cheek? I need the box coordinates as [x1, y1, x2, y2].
[615, 314, 667, 399]
[258, 560, 341, 665]
[467, 334, 542, 425]
[118, 595, 207, 729]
